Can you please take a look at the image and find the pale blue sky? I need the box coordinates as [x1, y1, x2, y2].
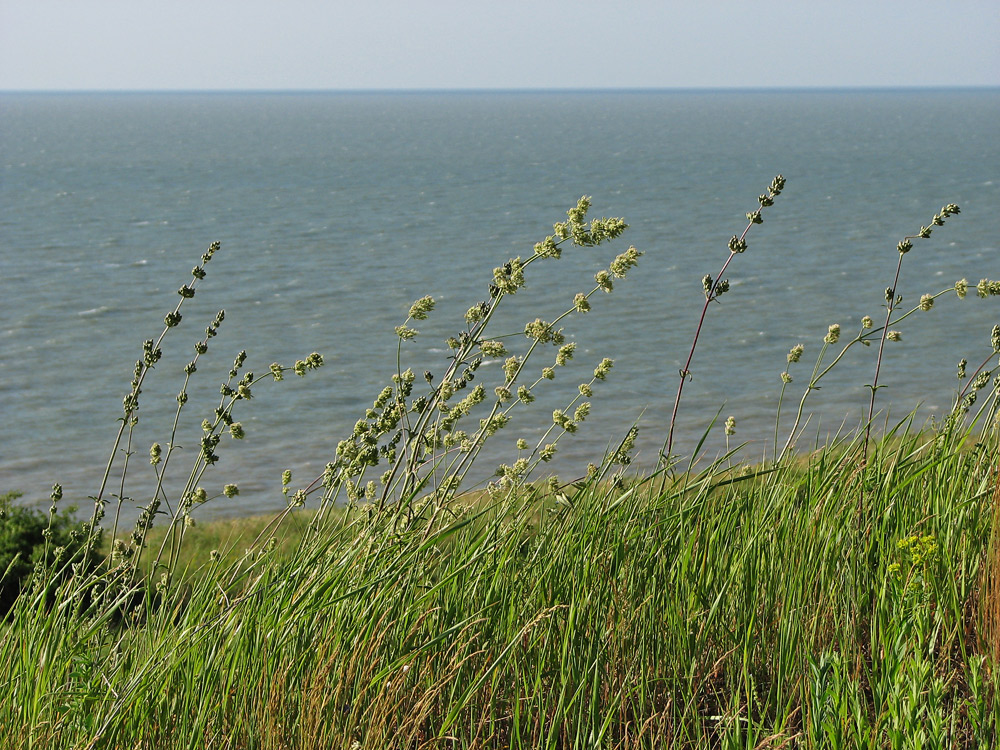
[1, 0, 997, 91]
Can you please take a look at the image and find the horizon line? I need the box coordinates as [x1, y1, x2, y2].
[2, 84, 999, 96]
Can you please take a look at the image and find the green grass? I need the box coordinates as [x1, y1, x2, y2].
[2, 424, 998, 748]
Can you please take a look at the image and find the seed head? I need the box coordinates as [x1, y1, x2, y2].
[609, 246, 642, 278]
[503, 356, 521, 382]
[824, 324, 841, 345]
[556, 342, 576, 366]
[480, 340, 507, 358]
[728, 235, 748, 253]
[977, 279, 1000, 297]
[524, 319, 554, 342]
[594, 358, 614, 380]
[408, 295, 435, 320]
[595, 270, 613, 293]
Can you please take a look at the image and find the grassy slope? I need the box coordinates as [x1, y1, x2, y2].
[2, 426, 998, 749]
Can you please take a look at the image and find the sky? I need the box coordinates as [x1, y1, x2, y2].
[1, 0, 998, 91]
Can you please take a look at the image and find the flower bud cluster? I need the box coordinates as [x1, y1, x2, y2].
[480, 340, 507, 358]
[902, 204, 960, 250]
[724, 416, 736, 436]
[408, 295, 436, 320]
[612, 426, 638, 466]
[479, 412, 510, 436]
[143, 339, 162, 367]
[524, 318, 563, 344]
[976, 279, 1000, 298]
[552, 409, 577, 434]
[465, 301, 490, 324]
[293, 352, 324, 377]
[555, 342, 575, 366]
[205, 310, 225, 339]
[493, 257, 525, 295]
[608, 246, 642, 278]
[502, 356, 521, 382]
[594, 358, 614, 380]
[539, 196, 629, 250]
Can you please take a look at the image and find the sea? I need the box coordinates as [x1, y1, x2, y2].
[1, 89, 998, 522]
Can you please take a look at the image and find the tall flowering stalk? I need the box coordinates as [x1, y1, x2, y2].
[84, 241, 221, 554]
[78, 240, 324, 582]
[661, 175, 785, 464]
[291, 197, 638, 521]
[862, 204, 960, 462]
[775, 273, 993, 463]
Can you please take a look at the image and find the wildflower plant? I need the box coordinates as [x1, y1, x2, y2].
[774, 205, 1000, 462]
[862, 205, 961, 459]
[287, 197, 639, 526]
[662, 175, 785, 465]
[59, 241, 327, 588]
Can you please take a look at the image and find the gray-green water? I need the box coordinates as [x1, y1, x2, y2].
[2, 90, 998, 518]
